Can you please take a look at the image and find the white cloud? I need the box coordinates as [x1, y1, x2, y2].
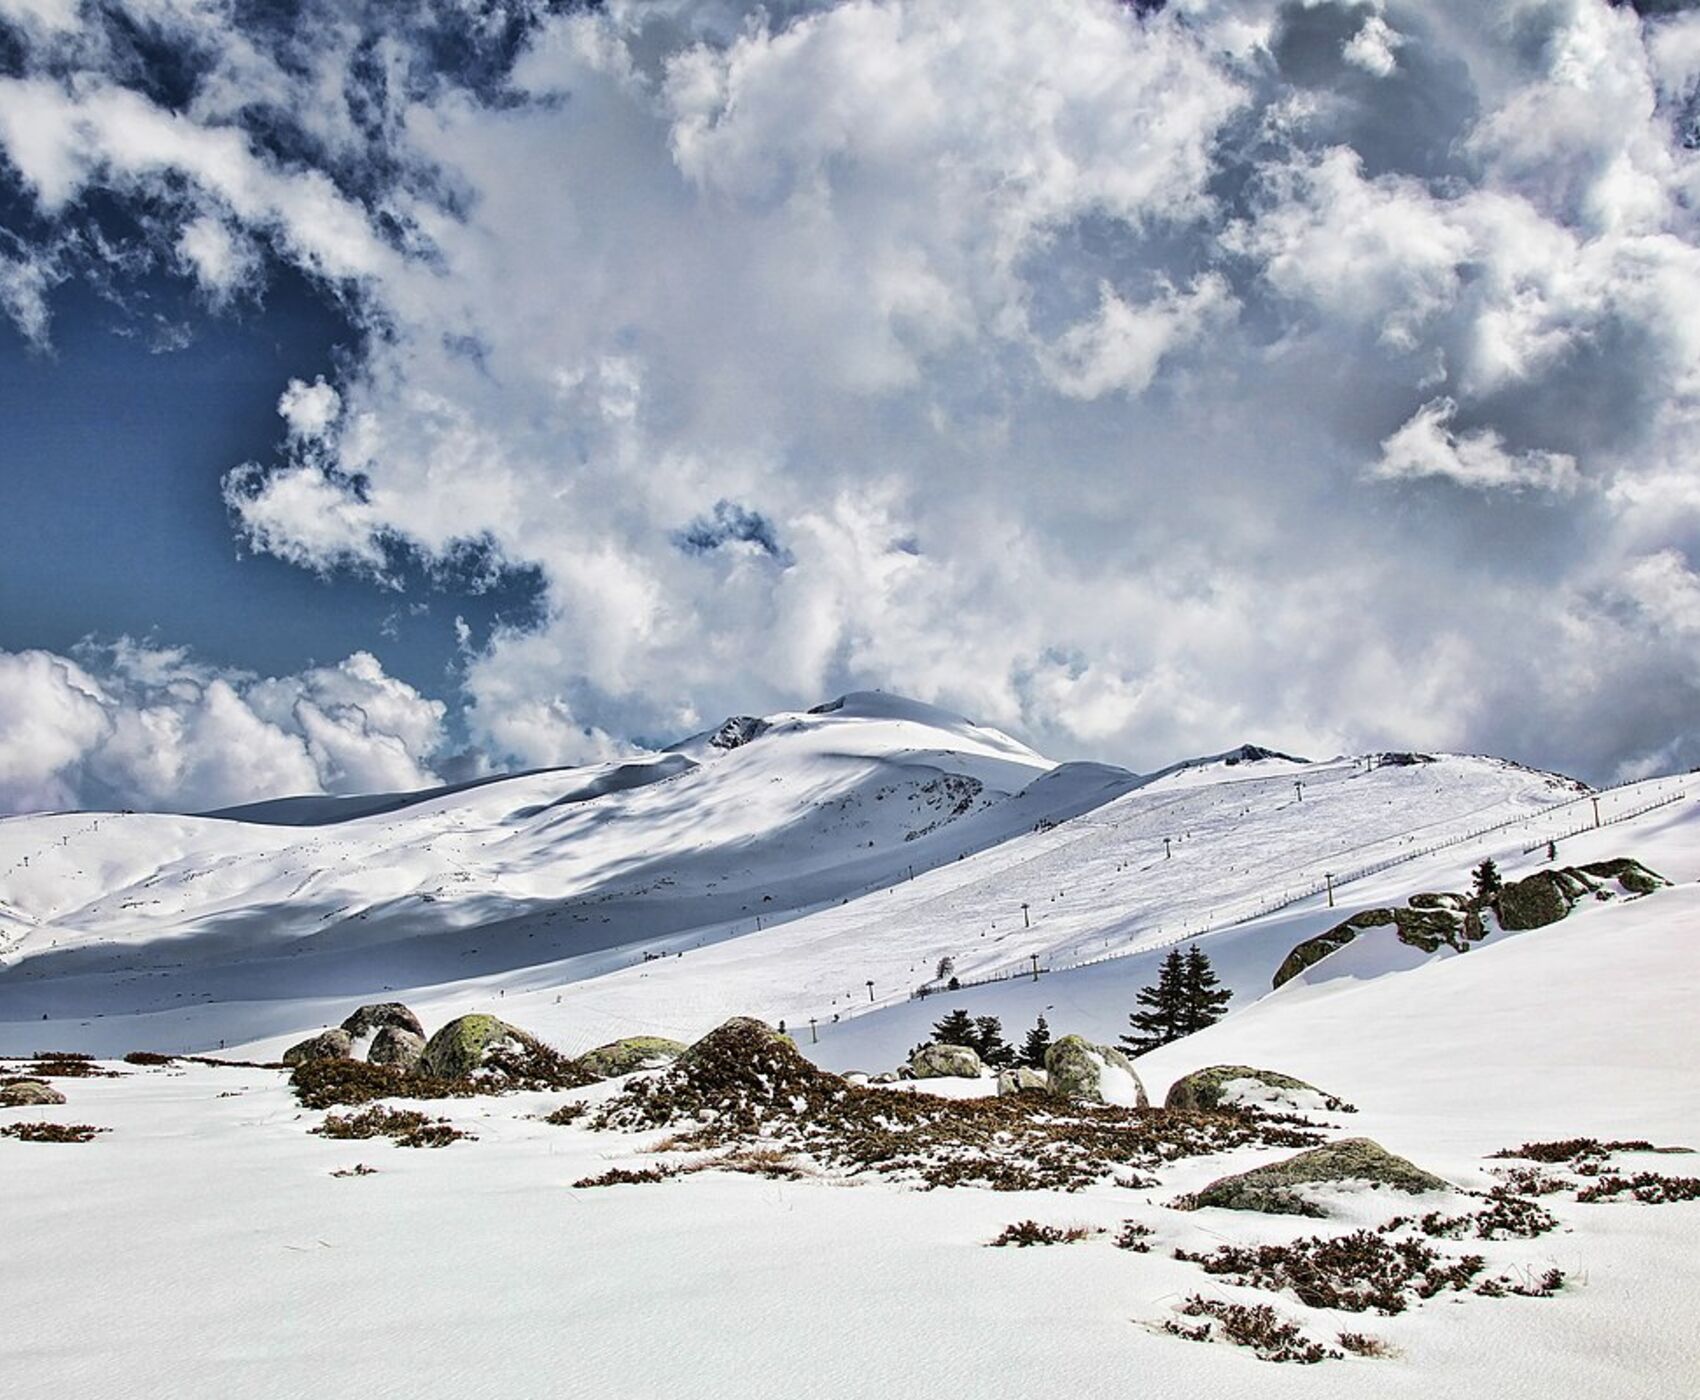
[0, 642, 446, 815]
[1370, 397, 1581, 494]
[1, 0, 1700, 785]
[1343, 15, 1401, 79]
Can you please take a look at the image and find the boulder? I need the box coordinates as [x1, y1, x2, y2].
[340, 1003, 425, 1041]
[908, 1043, 983, 1079]
[1192, 1137, 1448, 1216]
[1165, 1065, 1354, 1115]
[575, 1036, 688, 1080]
[996, 1066, 1048, 1096]
[1045, 1035, 1147, 1107]
[1275, 900, 1482, 988]
[418, 1014, 543, 1079]
[0, 1079, 66, 1107]
[1494, 871, 1576, 931]
[281, 1028, 354, 1067]
[1579, 858, 1666, 896]
[367, 1026, 426, 1070]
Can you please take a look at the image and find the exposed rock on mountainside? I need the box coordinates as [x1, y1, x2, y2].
[1495, 859, 1667, 931]
[1046, 1036, 1147, 1107]
[1165, 1066, 1355, 1115]
[575, 1036, 687, 1080]
[282, 1029, 354, 1067]
[341, 1003, 425, 1040]
[1, 1079, 66, 1107]
[367, 1026, 425, 1070]
[1191, 1138, 1448, 1217]
[909, 1043, 983, 1079]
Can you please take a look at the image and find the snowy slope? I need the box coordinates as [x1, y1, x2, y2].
[3, 787, 1695, 1400]
[0, 688, 1633, 1057]
[0, 693, 1139, 1045]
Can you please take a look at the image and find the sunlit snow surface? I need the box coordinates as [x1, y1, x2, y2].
[3, 696, 1698, 1398]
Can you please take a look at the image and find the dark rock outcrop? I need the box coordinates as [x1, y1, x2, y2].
[341, 1003, 425, 1040]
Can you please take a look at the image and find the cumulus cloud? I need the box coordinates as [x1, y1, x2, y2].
[1371, 397, 1582, 494]
[2, 0, 1700, 788]
[0, 642, 446, 815]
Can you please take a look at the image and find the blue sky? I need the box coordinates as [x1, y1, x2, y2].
[3, 0, 1700, 813]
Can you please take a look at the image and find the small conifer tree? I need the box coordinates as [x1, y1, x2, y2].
[1472, 857, 1503, 902]
[1020, 1014, 1052, 1069]
[932, 1008, 976, 1047]
[1178, 943, 1231, 1035]
[974, 1015, 1015, 1068]
[1122, 947, 1188, 1053]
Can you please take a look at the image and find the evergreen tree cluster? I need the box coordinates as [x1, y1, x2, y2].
[926, 1009, 1052, 1069]
[1120, 944, 1230, 1054]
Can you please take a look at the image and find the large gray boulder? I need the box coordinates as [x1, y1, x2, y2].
[908, 1043, 984, 1079]
[996, 1066, 1048, 1096]
[281, 1028, 354, 1067]
[1, 1079, 66, 1107]
[367, 1026, 426, 1070]
[1045, 1035, 1147, 1107]
[418, 1015, 540, 1079]
[575, 1036, 687, 1080]
[1192, 1137, 1448, 1217]
[341, 1003, 425, 1041]
[1165, 1065, 1354, 1115]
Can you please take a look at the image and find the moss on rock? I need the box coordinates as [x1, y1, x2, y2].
[1192, 1137, 1448, 1216]
[575, 1036, 688, 1080]
[418, 1015, 532, 1079]
[909, 1043, 984, 1079]
[1046, 1035, 1147, 1107]
[1165, 1066, 1354, 1115]
[0, 1079, 66, 1107]
[996, 1067, 1048, 1096]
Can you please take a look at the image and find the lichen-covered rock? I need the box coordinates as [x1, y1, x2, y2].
[1045, 1035, 1147, 1107]
[367, 1026, 425, 1070]
[996, 1067, 1048, 1096]
[340, 1002, 425, 1041]
[909, 1043, 983, 1079]
[282, 1028, 354, 1067]
[1192, 1137, 1448, 1216]
[1495, 859, 1668, 931]
[0, 1079, 66, 1107]
[1164, 1065, 1354, 1115]
[575, 1036, 687, 1080]
[418, 1015, 539, 1079]
[1275, 898, 1484, 988]
[1494, 871, 1576, 931]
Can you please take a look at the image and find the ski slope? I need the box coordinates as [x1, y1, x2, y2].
[0, 688, 1657, 1063]
[0, 694, 1138, 1047]
[3, 787, 1696, 1400]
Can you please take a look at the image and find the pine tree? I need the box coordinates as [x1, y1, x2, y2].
[1121, 947, 1188, 1053]
[1178, 943, 1231, 1035]
[974, 1015, 1015, 1068]
[1020, 1015, 1051, 1069]
[1473, 857, 1503, 902]
[932, 1008, 976, 1047]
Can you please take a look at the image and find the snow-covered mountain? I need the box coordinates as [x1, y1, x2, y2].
[0, 688, 1642, 1059]
[0, 692, 1137, 1044]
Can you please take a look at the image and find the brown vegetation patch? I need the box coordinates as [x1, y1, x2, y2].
[1168, 1297, 1340, 1364]
[987, 1220, 1098, 1247]
[312, 1106, 472, 1148]
[1, 1121, 108, 1143]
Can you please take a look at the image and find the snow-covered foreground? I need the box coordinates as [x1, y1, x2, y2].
[4, 802, 1696, 1398]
